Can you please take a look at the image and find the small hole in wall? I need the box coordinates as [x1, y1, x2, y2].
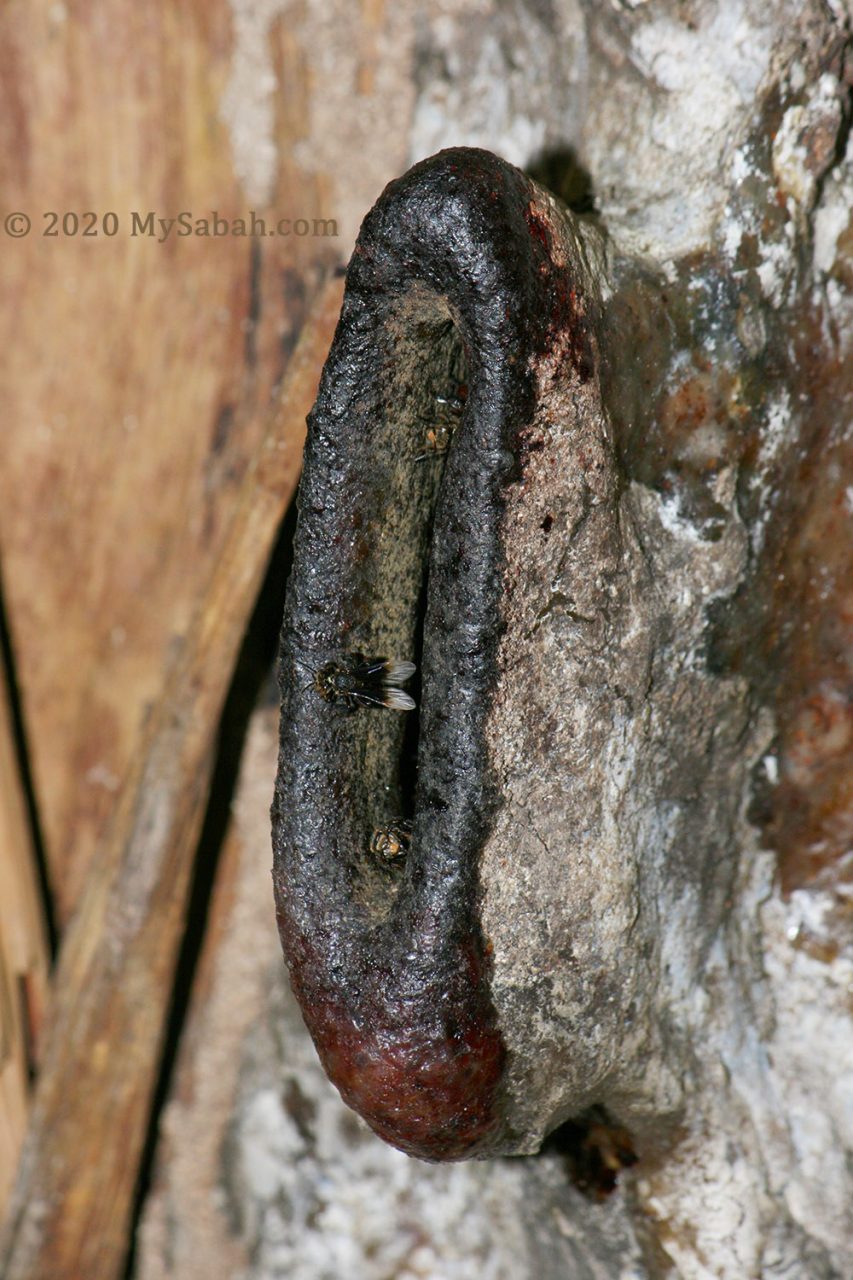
[539, 1106, 639, 1200]
[527, 146, 597, 217]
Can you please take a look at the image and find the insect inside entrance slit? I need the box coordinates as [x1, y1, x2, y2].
[310, 654, 416, 711]
[369, 819, 412, 862]
[415, 383, 467, 462]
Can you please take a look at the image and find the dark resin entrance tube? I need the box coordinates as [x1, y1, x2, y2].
[272, 148, 607, 1159]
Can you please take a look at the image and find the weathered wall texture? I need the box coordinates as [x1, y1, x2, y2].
[136, 2, 852, 1278]
[137, 710, 648, 1280]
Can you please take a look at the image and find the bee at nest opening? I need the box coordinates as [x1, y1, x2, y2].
[414, 382, 468, 462]
[382, 317, 469, 875]
[324, 313, 468, 901]
[297, 301, 470, 911]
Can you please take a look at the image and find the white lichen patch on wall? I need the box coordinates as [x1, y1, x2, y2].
[814, 133, 853, 278]
[221, 0, 290, 205]
[409, 2, 585, 171]
[772, 73, 846, 215]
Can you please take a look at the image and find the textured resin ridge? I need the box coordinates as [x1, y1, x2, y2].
[272, 147, 607, 1159]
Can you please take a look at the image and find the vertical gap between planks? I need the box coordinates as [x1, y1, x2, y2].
[0, 560, 53, 1214]
[121, 499, 299, 1279]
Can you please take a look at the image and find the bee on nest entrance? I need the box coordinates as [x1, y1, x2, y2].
[369, 819, 413, 863]
[310, 655, 416, 712]
[415, 383, 468, 462]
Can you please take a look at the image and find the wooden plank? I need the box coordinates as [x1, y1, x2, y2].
[135, 707, 281, 1280]
[0, 0, 336, 924]
[0, 658, 50, 1213]
[0, 276, 344, 1280]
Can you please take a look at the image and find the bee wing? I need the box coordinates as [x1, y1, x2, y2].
[383, 660, 416, 684]
[349, 687, 390, 709]
[382, 687, 416, 711]
[357, 657, 391, 678]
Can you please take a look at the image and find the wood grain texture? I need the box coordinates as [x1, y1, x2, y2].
[135, 708, 281, 1280]
[0, 674, 49, 1215]
[0, 0, 338, 924]
[0, 277, 344, 1280]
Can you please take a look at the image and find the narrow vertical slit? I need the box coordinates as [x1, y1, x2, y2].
[353, 307, 467, 908]
[397, 326, 468, 824]
[0, 556, 57, 959]
[16, 974, 38, 1083]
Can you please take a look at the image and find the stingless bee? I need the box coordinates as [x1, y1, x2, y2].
[415, 383, 468, 462]
[310, 654, 416, 711]
[369, 819, 413, 862]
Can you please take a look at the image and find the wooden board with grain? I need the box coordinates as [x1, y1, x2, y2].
[0, 276, 345, 1280]
[0, 670, 50, 1214]
[0, 0, 339, 925]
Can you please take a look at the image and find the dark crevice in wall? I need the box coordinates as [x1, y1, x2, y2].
[0, 555, 57, 964]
